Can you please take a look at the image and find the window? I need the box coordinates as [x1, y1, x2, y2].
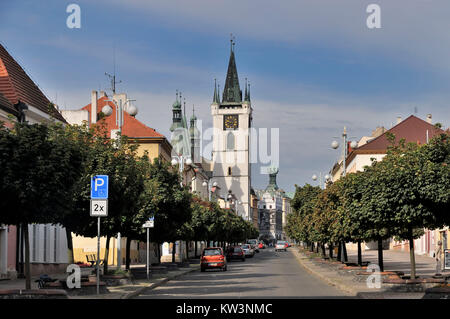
[226, 132, 235, 150]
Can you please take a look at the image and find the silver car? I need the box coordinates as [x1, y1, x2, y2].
[241, 244, 255, 257]
[275, 240, 287, 252]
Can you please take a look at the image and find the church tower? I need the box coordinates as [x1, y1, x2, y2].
[211, 40, 252, 220]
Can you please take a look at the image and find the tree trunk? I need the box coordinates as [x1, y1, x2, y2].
[378, 237, 384, 272]
[409, 229, 417, 279]
[23, 225, 31, 290]
[357, 240, 362, 266]
[315, 243, 319, 253]
[343, 241, 348, 262]
[321, 243, 326, 259]
[337, 242, 342, 261]
[157, 243, 161, 264]
[103, 235, 111, 274]
[194, 241, 198, 258]
[185, 241, 189, 260]
[65, 227, 74, 265]
[125, 237, 131, 270]
[172, 242, 176, 263]
[329, 243, 333, 259]
[310, 242, 314, 252]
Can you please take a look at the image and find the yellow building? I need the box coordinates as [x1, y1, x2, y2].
[62, 90, 172, 267]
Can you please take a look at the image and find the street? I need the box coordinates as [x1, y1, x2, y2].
[136, 248, 349, 298]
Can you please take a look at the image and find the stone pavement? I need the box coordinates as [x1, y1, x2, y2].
[0, 263, 199, 299]
[292, 246, 450, 299]
[72, 264, 199, 299]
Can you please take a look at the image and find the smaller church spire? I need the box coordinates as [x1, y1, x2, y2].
[247, 81, 251, 102]
[213, 79, 219, 104]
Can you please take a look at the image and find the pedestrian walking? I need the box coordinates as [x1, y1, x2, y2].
[434, 240, 443, 276]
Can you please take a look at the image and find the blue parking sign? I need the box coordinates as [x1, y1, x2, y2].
[91, 175, 108, 199]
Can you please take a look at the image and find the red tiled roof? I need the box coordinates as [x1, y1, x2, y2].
[347, 115, 445, 164]
[81, 96, 164, 138]
[0, 44, 66, 122]
[0, 91, 17, 116]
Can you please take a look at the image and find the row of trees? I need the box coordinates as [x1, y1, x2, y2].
[0, 120, 258, 288]
[286, 131, 450, 278]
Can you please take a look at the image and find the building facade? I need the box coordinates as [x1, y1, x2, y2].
[330, 115, 446, 256]
[256, 168, 284, 242]
[0, 44, 68, 278]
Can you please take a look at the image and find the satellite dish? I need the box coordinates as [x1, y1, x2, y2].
[331, 140, 339, 149]
[350, 141, 358, 149]
[312, 174, 318, 181]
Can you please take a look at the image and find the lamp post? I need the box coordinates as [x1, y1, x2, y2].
[202, 179, 217, 202]
[312, 173, 331, 189]
[103, 96, 138, 270]
[171, 155, 192, 187]
[331, 127, 358, 263]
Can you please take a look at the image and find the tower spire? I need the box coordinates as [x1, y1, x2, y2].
[222, 37, 241, 103]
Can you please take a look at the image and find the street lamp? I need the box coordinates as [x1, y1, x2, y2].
[331, 126, 357, 263]
[172, 154, 192, 187]
[312, 173, 331, 189]
[103, 96, 138, 271]
[202, 179, 217, 201]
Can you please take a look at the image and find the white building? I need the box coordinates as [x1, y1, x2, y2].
[210, 43, 252, 221]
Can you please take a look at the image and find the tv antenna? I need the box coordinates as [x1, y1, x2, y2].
[105, 44, 121, 94]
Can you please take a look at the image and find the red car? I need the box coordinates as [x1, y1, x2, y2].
[200, 247, 227, 272]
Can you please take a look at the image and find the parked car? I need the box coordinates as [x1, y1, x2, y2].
[227, 246, 246, 261]
[247, 239, 260, 253]
[285, 242, 291, 248]
[275, 240, 287, 252]
[241, 244, 255, 257]
[200, 247, 227, 272]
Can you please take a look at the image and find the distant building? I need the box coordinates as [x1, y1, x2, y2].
[256, 168, 284, 242]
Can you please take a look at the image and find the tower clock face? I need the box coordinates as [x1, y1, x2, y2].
[223, 114, 239, 130]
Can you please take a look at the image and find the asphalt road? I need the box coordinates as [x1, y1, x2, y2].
[136, 247, 349, 298]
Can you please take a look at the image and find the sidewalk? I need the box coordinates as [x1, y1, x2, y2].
[73, 263, 199, 299]
[292, 246, 450, 299]
[0, 263, 199, 299]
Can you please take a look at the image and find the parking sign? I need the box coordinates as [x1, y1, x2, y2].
[91, 175, 108, 199]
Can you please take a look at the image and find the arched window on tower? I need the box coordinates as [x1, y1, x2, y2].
[226, 131, 235, 150]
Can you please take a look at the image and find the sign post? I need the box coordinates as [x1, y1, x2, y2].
[91, 175, 108, 295]
[143, 217, 154, 280]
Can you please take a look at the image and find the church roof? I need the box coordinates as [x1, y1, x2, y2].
[222, 48, 242, 103]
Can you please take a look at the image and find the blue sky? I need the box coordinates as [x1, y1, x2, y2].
[1, 0, 450, 192]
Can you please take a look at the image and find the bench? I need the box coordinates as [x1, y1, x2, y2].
[35, 274, 58, 289]
[86, 254, 104, 267]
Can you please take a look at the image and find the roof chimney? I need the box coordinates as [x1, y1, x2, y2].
[426, 114, 432, 124]
[396, 116, 402, 124]
[91, 90, 98, 125]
